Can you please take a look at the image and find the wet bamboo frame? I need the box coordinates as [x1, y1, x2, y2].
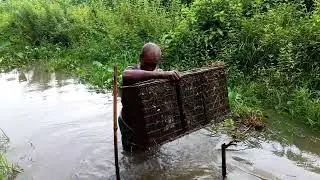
[120, 66, 230, 149]
[113, 64, 120, 179]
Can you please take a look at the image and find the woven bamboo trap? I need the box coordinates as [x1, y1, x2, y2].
[121, 66, 230, 149]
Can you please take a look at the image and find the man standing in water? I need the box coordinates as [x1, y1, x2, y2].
[119, 42, 180, 151]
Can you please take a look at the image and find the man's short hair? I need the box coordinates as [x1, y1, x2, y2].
[140, 42, 162, 58]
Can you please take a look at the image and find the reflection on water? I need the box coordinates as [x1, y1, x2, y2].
[266, 111, 320, 156]
[0, 68, 319, 180]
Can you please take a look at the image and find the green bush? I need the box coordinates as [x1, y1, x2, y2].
[220, 2, 320, 90]
[161, 0, 243, 70]
[160, 0, 320, 130]
[0, 0, 182, 61]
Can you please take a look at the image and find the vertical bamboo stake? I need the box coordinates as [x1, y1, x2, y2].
[221, 140, 237, 179]
[221, 143, 227, 179]
[113, 64, 120, 180]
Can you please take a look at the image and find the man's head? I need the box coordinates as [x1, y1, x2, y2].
[140, 42, 162, 71]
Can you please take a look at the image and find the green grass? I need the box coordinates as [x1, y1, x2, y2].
[0, 154, 22, 180]
[0, 128, 22, 180]
[228, 82, 320, 132]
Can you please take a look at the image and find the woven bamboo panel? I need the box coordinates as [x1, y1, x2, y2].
[202, 67, 230, 122]
[178, 66, 230, 131]
[121, 80, 183, 148]
[120, 66, 230, 149]
[178, 71, 207, 130]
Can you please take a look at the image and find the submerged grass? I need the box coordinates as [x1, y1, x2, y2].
[233, 82, 320, 132]
[0, 129, 23, 180]
[212, 80, 320, 141]
[0, 154, 22, 180]
[210, 86, 268, 141]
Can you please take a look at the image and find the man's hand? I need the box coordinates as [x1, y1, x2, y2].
[162, 71, 181, 81]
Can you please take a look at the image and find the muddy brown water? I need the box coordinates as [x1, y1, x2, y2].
[0, 68, 319, 180]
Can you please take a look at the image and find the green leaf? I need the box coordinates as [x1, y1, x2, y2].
[105, 66, 113, 73]
[217, 28, 223, 36]
[92, 61, 103, 67]
[0, 41, 11, 51]
[15, 52, 24, 59]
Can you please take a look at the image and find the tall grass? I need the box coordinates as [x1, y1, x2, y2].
[162, 0, 320, 131]
[228, 82, 320, 131]
[0, 0, 183, 87]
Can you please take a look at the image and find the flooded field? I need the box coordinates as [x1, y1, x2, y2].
[0, 68, 319, 179]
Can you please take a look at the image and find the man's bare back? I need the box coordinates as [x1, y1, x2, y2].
[119, 42, 180, 151]
[122, 43, 180, 86]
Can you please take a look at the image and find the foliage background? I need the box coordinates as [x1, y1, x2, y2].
[0, 0, 319, 130]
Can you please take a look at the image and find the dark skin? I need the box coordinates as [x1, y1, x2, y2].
[122, 50, 180, 85]
[120, 47, 180, 151]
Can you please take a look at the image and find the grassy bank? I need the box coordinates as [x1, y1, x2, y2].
[0, 0, 319, 131]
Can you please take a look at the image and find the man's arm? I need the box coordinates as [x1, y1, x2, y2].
[122, 70, 180, 85]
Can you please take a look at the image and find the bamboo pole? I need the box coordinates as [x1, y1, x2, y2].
[221, 140, 238, 179]
[221, 143, 227, 178]
[113, 64, 120, 180]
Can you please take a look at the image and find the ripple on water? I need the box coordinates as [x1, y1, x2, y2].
[1, 69, 319, 180]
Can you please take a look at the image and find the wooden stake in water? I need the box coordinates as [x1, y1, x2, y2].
[113, 64, 120, 180]
[221, 140, 237, 179]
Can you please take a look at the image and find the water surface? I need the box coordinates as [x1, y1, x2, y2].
[1, 69, 319, 179]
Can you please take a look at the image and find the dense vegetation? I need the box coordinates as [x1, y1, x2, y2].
[0, 0, 319, 134]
